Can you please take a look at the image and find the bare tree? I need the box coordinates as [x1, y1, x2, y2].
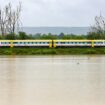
[6, 2, 22, 35]
[0, 6, 8, 36]
[90, 14, 105, 34]
[0, 2, 22, 36]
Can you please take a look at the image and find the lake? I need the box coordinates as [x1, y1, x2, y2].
[19, 27, 89, 35]
[0, 55, 105, 105]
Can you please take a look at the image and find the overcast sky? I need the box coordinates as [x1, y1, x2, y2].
[0, 0, 105, 27]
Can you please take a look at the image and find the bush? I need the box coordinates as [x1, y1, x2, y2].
[87, 32, 105, 39]
[18, 32, 28, 39]
[5, 33, 16, 40]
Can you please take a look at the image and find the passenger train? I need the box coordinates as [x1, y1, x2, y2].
[0, 40, 105, 48]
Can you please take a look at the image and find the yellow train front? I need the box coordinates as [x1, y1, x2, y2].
[0, 40, 105, 48]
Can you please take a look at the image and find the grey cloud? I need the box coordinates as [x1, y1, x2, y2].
[0, 0, 105, 26]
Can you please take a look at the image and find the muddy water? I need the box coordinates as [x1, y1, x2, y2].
[0, 55, 105, 105]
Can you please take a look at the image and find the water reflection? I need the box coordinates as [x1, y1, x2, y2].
[0, 55, 105, 105]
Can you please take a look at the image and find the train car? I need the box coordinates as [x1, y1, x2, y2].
[53, 40, 93, 47]
[12, 40, 52, 47]
[0, 40, 52, 48]
[93, 40, 105, 47]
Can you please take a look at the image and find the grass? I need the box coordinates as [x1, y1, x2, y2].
[0, 47, 105, 55]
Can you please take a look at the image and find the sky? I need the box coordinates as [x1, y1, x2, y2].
[0, 0, 105, 27]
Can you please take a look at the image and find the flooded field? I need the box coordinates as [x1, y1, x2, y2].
[0, 55, 105, 105]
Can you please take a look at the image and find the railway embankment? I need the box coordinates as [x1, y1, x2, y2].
[0, 48, 105, 55]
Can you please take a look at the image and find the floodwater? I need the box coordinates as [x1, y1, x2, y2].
[0, 55, 105, 105]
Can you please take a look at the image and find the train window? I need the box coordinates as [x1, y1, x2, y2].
[74, 42, 77, 44]
[61, 42, 65, 44]
[34, 42, 37, 44]
[82, 42, 87, 44]
[35, 42, 39, 44]
[20, 42, 23, 44]
[100, 42, 103, 44]
[23, 42, 26, 44]
[31, 42, 34, 44]
[78, 42, 83, 44]
[28, 42, 32, 44]
[42, 42, 45, 44]
[32, 42, 34, 44]
[1, 42, 4, 44]
[70, 42, 73, 44]
[24, 42, 27, 44]
[13, 42, 18, 44]
[94, 42, 98, 44]
[27, 42, 30, 44]
[87, 42, 91, 44]
[42, 42, 48, 44]
[80, 42, 83, 44]
[97, 42, 103, 44]
[94, 42, 97, 44]
[5, 42, 8, 44]
[56, 42, 61, 44]
[79, 42, 84, 44]
[38, 42, 41, 44]
[67, 42, 70, 44]
[1, 42, 9, 44]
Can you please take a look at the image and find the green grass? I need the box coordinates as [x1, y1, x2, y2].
[0, 47, 105, 55]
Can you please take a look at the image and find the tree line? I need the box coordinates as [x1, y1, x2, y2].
[0, 2, 105, 39]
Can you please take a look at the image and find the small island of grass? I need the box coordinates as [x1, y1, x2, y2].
[0, 47, 105, 55]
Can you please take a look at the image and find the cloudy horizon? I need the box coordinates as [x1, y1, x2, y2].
[0, 0, 105, 27]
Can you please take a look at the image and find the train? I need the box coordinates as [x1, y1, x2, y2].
[0, 40, 105, 48]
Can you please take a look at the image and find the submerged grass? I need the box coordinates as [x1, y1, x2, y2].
[0, 47, 105, 55]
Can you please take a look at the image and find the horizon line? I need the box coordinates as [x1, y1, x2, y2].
[20, 26, 90, 28]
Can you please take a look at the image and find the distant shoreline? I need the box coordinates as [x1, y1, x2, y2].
[19, 27, 89, 35]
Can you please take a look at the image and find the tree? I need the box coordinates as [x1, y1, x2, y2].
[58, 32, 65, 39]
[0, 6, 8, 36]
[87, 14, 105, 39]
[0, 2, 22, 36]
[91, 15, 105, 34]
[18, 31, 27, 39]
